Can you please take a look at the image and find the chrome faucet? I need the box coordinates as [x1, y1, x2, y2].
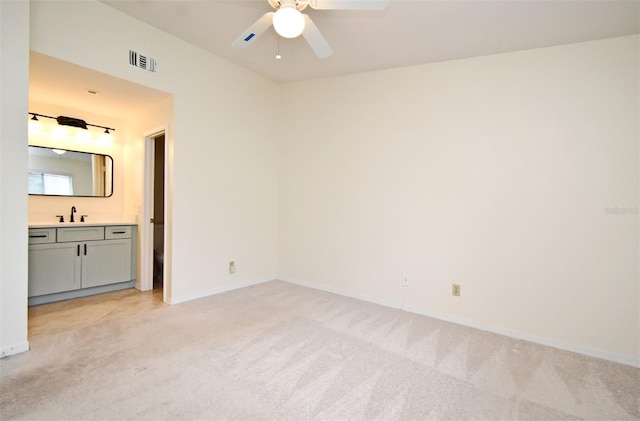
[70, 206, 77, 223]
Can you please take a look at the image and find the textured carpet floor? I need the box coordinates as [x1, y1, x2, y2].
[1, 280, 638, 420]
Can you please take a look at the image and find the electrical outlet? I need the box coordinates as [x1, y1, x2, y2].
[402, 276, 408, 287]
[229, 261, 235, 274]
[452, 284, 461, 296]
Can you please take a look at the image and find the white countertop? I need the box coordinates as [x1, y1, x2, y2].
[29, 221, 137, 228]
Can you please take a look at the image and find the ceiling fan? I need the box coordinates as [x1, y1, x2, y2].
[232, 0, 389, 59]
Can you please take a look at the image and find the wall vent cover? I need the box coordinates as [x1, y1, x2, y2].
[129, 50, 157, 73]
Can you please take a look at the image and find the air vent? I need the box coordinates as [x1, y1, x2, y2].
[129, 50, 157, 73]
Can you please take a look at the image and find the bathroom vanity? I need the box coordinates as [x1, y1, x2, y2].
[28, 223, 136, 306]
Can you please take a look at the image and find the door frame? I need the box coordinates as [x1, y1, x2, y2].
[141, 126, 169, 303]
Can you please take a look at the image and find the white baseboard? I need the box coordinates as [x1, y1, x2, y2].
[169, 276, 274, 305]
[278, 276, 640, 368]
[402, 304, 640, 368]
[281, 276, 404, 310]
[1, 341, 30, 358]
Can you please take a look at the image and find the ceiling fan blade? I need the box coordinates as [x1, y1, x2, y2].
[302, 15, 333, 59]
[307, 0, 389, 10]
[231, 12, 274, 49]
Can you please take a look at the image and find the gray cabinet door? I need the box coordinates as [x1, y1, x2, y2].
[28, 243, 81, 296]
[82, 239, 132, 288]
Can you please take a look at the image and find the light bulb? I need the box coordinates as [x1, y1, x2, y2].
[28, 115, 42, 134]
[52, 125, 68, 140]
[99, 130, 113, 144]
[76, 129, 91, 142]
[273, 6, 305, 38]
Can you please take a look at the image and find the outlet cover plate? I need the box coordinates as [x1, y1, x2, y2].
[452, 284, 461, 296]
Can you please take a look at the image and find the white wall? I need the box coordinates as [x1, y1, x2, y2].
[279, 36, 639, 364]
[0, 0, 30, 356]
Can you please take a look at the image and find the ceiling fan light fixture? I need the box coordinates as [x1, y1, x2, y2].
[273, 5, 305, 38]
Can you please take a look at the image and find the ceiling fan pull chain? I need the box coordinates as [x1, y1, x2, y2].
[276, 34, 282, 60]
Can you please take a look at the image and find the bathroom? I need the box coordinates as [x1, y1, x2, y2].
[27, 51, 173, 304]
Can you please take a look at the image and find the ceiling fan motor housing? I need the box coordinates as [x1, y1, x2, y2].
[268, 0, 308, 12]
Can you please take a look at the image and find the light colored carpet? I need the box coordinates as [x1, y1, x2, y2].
[1, 280, 638, 420]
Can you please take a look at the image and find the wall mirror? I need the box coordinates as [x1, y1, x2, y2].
[28, 146, 113, 197]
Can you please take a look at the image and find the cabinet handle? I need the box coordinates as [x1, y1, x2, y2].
[29, 234, 47, 238]
[77, 245, 80, 256]
[84, 244, 87, 255]
[112, 231, 126, 234]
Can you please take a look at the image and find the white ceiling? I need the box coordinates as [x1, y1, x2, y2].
[30, 52, 171, 119]
[29, 0, 639, 119]
[99, 0, 640, 83]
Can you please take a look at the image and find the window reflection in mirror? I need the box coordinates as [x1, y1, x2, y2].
[28, 146, 113, 197]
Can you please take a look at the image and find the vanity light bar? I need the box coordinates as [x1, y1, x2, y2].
[29, 113, 116, 133]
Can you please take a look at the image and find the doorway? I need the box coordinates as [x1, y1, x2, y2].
[152, 134, 165, 292]
[142, 128, 168, 301]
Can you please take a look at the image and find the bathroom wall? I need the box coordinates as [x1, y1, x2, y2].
[122, 95, 174, 294]
[28, 100, 127, 224]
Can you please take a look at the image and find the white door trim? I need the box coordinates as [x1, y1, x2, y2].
[141, 126, 168, 298]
